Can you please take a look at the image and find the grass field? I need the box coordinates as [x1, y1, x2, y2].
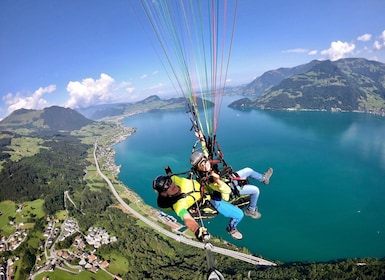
[7, 137, 46, 161]
[0, 201, 17, 236]
[34, 267, 114, 280]
[0, 199, 45, 236]
[100, 252, 129, 276]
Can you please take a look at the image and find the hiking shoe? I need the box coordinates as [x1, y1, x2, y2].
[245, 208, 262, 219]
[263, 167, 273, 184]
[226, 226, 243, 240]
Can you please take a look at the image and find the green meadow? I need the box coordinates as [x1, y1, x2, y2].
[0, 199, 45, 236]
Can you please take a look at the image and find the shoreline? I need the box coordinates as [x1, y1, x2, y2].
[230, 106, 385, 117]
[103, 108, 385, 263]
[97, 122, 136, 175]
[94, 127, 277, 266]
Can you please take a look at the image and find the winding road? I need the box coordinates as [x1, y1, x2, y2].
[94, 141, 276, 266]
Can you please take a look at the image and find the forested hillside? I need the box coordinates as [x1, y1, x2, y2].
[0, 106, 94, 133]
[0, 133, 89, 214]
[0, 106, 95, 212]
[231, 58, 385, 115]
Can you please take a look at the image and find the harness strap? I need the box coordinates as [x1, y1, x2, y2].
[230, 174, 248, 183]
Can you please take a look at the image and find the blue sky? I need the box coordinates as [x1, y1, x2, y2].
[0, 0, 384, 120]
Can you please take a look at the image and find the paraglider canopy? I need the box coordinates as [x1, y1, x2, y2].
[138, 0, 239, 151]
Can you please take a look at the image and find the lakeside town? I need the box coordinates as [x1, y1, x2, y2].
[0, 202, 118, 279]
[0, 199, 186, 280]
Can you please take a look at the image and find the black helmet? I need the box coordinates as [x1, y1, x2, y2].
[153, 175, 172, 193]
[190, 152, 204, 166]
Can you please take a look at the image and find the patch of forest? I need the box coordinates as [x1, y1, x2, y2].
[0, 133, 90, 214]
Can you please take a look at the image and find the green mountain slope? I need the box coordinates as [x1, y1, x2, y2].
[0, 106, 94, 134]
[0, 106, 96, 206]
[230, 58, 385, 115]
[243, 60, 320, 96]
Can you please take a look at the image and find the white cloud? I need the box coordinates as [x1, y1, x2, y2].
[126, 87, 135, 94]
[373, 30, 385, 51]
[282, 48, 308, 53]
[373, 40, 383, 50]
[357, 33, 372, 42]
[380, 30, 385, 41]
[65, 73, 115, 108]
[144, 83, 164, 90]
[114, 81, 133, 91]
[281, 48, 317, 56]
[140, 74, 148, 79]
[3, 85, 56, 114]
[321, 41, 355, 61]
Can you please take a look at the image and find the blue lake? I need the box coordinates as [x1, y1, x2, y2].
[114, 97, 385, 262]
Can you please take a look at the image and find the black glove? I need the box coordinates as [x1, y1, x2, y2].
[211, 191, 222, 201]
[195, 227, 210, 242]
[220, 166, 233, 177]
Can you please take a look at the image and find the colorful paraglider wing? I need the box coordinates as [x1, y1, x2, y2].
[138, 0, 238, 140]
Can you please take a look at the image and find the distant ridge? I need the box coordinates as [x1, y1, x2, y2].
[231, 58, 385, 115]
[0, 106, 94, 133]
[243, 59, 321, 96]
[76, 95, 212, 120]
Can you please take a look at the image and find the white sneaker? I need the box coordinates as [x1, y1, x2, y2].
[245, 208, 261, 219]
[263, 168, 273, 184]
[226, 226, 243, 240]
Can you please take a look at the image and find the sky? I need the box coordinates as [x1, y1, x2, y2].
[0, 0, 384, 120]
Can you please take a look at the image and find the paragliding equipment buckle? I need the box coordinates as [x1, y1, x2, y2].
[204, 241, 225, 280]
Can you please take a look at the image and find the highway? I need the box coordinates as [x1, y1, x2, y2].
[93, 141, 276, 267]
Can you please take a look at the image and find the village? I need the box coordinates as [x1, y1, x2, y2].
[0, 211, 118, 279]
[0, 191, 188, 280]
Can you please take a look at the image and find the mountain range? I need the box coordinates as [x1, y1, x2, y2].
[76, 58, 385, 119]
[0, 106, 94, 134]
[229, 58, 385, 115]
[1, 58, 384, 127]
[76, 95, 211, 120]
